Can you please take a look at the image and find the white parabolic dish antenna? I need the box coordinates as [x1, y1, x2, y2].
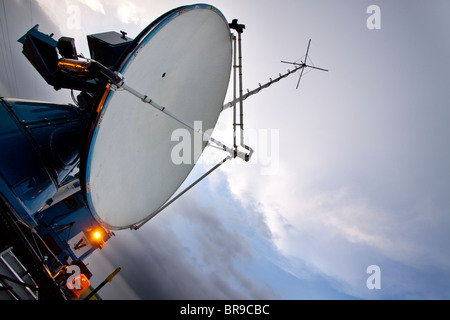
[85, 5, 232, 229]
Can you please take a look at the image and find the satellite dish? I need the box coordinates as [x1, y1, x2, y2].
[84, 5, 232, 229]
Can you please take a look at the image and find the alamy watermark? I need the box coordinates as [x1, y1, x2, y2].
[366, 5, 381, 30]
[67, 4, 81, 30]
[366, 265, 381, 290]
[66, 265, 82, 290]
[170, 121, 280, 175]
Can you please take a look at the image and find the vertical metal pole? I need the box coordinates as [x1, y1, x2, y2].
[237, 31, 244, 149]
[236, 30, 253, 161]
[84, 267, 121, 300]
[232, 34, 238, 156]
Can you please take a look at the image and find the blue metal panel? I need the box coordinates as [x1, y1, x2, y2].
[0, 98, 88, 217]
[0, 178, 38, 228]
[17, 24, 58, 47]
[7, 99, 88, 184]
[8, 98, 82, 124]
[35, 191, 111, 264]
[0, 99, 57, 216]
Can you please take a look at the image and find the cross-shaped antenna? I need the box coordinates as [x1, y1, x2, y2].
[281, 39, 328, 89]
[222, 38, 328, 112]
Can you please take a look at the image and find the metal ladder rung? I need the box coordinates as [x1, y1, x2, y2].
[0, 247, 38, 300]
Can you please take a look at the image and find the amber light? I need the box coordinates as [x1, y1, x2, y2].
[66, 274, 90, 300]
[86, 227, 106, 249]
[58, 58, 90, 73]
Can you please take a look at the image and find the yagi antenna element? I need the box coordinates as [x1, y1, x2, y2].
[281, 39, 328, 89]
[223, 39, 328, 111]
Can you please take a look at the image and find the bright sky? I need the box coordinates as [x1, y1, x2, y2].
[1, 0, 450, 299]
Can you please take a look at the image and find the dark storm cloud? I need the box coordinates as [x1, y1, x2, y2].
[98, 193, 280, 299]
[183, 197, 279, 299]
[108, 225, 225, 299]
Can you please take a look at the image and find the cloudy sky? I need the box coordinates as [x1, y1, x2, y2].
[2, 0, 450, 300]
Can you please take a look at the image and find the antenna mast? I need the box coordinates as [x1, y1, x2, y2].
[229, 19, 253, 161]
